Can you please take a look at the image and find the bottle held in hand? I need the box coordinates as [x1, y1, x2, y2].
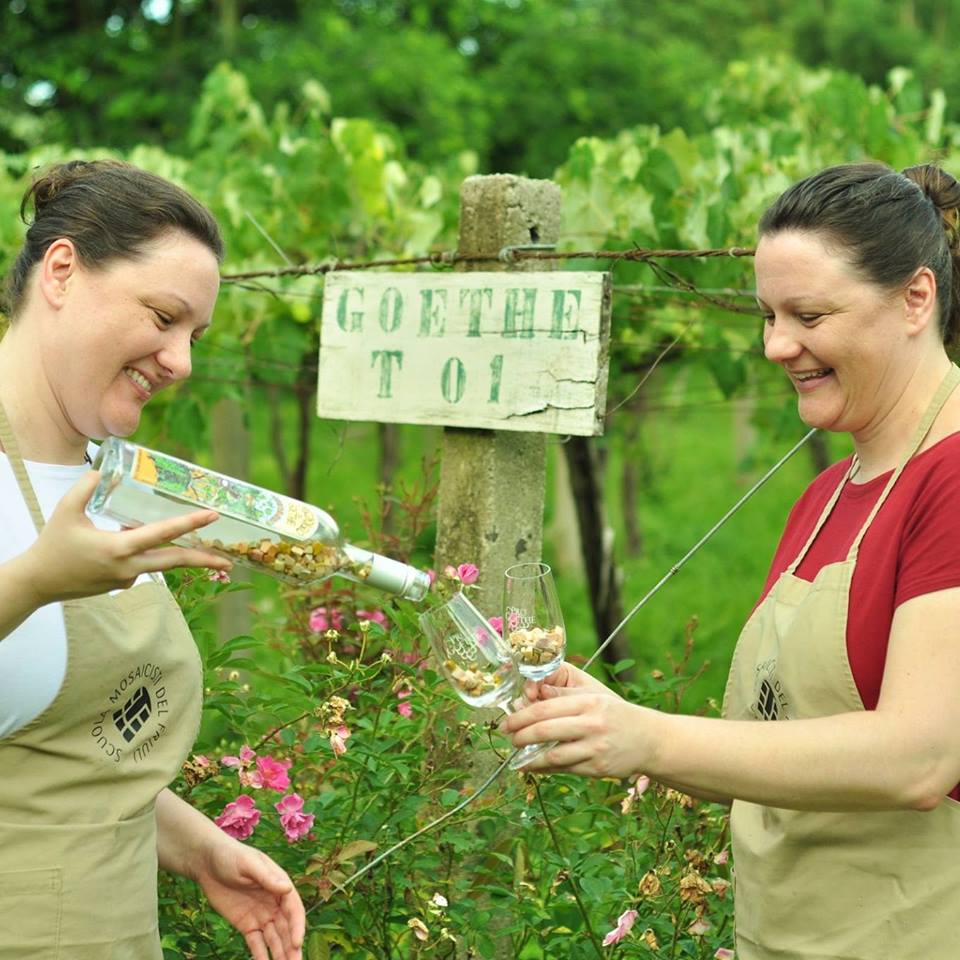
[87, 438, 430, 600]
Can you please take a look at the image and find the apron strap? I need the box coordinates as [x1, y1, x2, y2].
[785, 458, 857, 575]
[786, 364, 960, 573]
[0, 398, 46, 533]
[847, 363, 960, 558]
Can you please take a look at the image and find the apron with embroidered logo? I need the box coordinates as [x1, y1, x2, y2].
[722, 365, 960, 960]
[0, 403, 203, 959]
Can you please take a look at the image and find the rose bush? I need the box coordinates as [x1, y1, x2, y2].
[159, 507, 733, 959]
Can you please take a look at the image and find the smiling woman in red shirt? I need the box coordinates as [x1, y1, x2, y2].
[504, 161, 960, 959]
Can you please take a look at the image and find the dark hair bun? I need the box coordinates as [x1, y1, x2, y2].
[902, 164, 960, 250]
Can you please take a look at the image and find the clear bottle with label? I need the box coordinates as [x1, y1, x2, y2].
[86, 438, 431, 601]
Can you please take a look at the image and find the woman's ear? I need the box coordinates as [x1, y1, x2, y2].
[903, 265, 938, 337]
[37, 238, 78, 310]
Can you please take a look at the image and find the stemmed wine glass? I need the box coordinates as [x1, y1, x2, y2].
[420, 591, 554, 770]
[503, 562, 566, 681]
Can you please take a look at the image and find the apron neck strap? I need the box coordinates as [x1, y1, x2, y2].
[0, 398, 46, 533]
[786, 363, 960, 574]
[847, 363, 960, 557]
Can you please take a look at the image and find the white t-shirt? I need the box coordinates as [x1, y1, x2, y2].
[0, 448, 153, 737]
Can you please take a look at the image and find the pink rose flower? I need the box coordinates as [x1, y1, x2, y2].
[238, 768, 264, 789]
[275, 793, 315, 843]
[214, 795, 261, 840]
[357, 609, 389, 628]
[443, 564, 458, 580]
[256, 755, 293, 792]
[488, 616, 504, 635]
[457, 563, 479, 585]
[330, 724, 351, 757]
[309, 606, 343, 633]
[221, 744, 256, 768]
[620, 774, 650, 814]
[602, 909, 639, 947]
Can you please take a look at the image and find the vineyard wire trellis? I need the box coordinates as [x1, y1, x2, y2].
[219, 244, 758, 283]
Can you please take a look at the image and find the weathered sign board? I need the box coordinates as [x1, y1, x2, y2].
[316, 271, 611, 436]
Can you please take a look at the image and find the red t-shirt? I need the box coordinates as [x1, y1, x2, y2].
[759, 432, 960, 799]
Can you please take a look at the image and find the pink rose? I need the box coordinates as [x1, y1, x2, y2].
[601, 909, 639, 947]
[238, 768, 264, 789]
[330, 724, 351, 757]
[221, 744, 256, 768]
[457, 563, 479, 585]
[275, 793, 315, 843]
[309, 606, 343, 633]
[214, 795, 261, 840]
[488, 616, 504, 635]
[256, 755, 292, 792]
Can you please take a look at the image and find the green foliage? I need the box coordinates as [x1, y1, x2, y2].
[159, 555, 734, 959]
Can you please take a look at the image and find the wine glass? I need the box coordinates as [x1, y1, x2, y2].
[420, 591, 554, 770]
[502, 562, 566, 681]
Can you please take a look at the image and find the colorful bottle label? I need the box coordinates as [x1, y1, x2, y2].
[131, 448, 324, 540]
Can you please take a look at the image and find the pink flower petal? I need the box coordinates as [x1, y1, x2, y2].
[488, 616, 504, 635]
[214, 794, 261, 840]
[397, 701, 413, 718]
[601, 909, 638, 946]
[457, 563, 479, 585]
[714, 950, 735, 960]
[239, 745, 256, 763]
[256, 755, 293, 792]
[713, 849, 729, 866]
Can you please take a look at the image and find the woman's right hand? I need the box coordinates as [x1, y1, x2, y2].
[16, 470, 232, 604]
[522, 661, 617, 705]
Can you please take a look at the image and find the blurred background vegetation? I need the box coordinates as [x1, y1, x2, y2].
[3, 0, 957, 704]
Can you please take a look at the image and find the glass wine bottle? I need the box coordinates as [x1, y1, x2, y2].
[87, 438, 430, 601]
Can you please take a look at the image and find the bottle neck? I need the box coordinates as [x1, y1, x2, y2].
[341, 543, 430, 600]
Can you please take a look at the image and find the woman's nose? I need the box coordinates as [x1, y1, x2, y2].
[157, 333, 192, 382]
[763, 318, 802, 363]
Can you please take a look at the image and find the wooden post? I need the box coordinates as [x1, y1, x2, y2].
[434, 175, 562, 611]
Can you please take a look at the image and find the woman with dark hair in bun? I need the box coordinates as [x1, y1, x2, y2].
[0, 160, 304, 959]
[504, 162, 960, 958]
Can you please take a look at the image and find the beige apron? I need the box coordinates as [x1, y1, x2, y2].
[0, 405, 203, 959]
[722, 365, 960, 960]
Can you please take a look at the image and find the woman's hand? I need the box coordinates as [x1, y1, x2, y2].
[521, 661, 618, 705]
[503, 682, 658, 780]
[195, 841, 305, 960]
[18, 469, 231, 604]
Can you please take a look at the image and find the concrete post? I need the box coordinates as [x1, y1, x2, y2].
[434, 175, 561, 613]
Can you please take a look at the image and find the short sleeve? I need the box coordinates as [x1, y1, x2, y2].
[896, 451, 960, 606]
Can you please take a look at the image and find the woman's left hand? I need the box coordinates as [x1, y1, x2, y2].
[196, 841, 305, 960]
[503, 689, 656, 780]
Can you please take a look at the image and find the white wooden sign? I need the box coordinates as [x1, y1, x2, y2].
[316, 271, 611, 435]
